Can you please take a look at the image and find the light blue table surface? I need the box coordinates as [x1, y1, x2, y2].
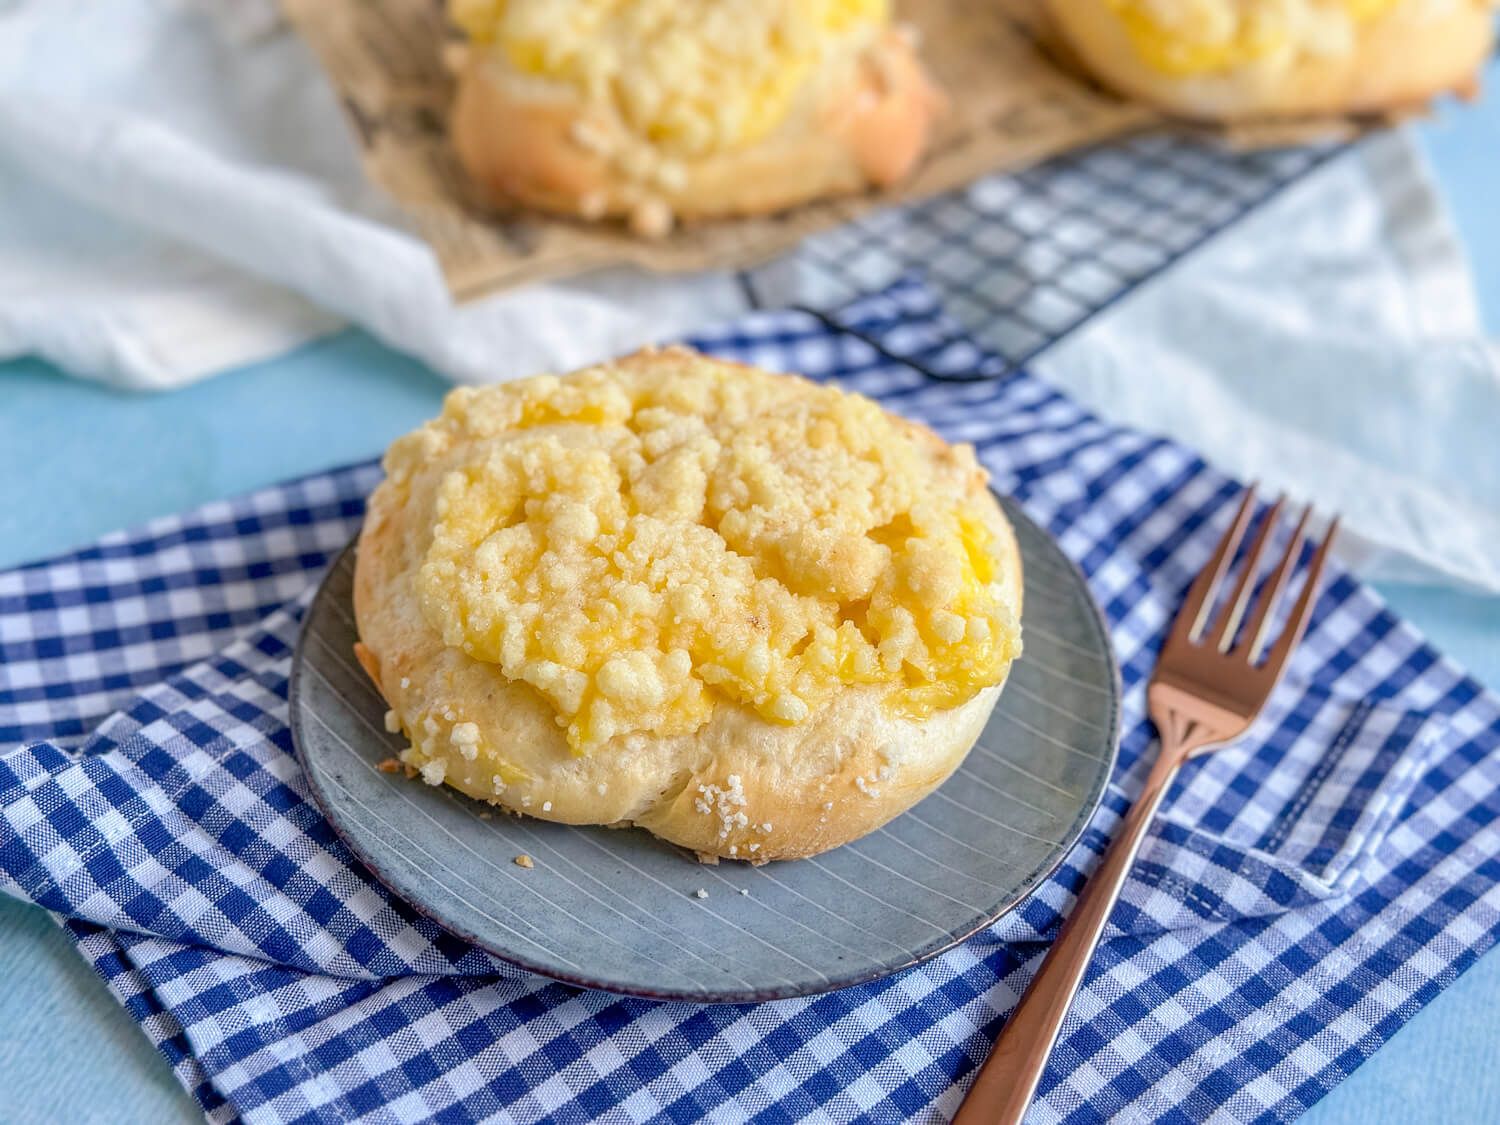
[3, 70, 1499, 1123]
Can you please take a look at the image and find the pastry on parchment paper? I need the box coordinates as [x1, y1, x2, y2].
[445, 0, 946, 236]
[352, 348, 1023, 862]
[1048, 0, 1495, 120]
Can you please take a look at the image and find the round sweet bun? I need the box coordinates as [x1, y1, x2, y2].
[449, 25, 944, 234]
[351, 349, 1023, 862]
[1047, 0, 1494, 120]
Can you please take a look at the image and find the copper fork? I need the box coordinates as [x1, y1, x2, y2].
[953, 487, 1338, 1125]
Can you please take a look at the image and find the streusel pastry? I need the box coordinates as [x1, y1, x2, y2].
[1049, 0, 1494, 120]
[445, 0, 945, 235]
[353, 348, 1022, 861]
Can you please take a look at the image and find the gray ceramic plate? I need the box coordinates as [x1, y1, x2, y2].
[289, 495, 1119, 1002]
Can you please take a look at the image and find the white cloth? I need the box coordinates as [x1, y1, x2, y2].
[1031, 135, 1500, 595]
[0, 0, 742, 388]
[2, 0, 1498, 593]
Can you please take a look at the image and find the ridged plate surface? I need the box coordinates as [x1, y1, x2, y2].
[289, 495, 1119, 1002]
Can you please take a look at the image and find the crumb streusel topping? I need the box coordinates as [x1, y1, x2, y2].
[385, 350, 1020, 754]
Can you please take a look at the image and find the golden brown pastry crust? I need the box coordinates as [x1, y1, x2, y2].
[1047, 0, 1493, 120]
[352, 350, 1022, 862]
[449, 27, 945, 230]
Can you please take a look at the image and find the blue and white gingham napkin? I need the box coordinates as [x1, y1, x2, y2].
[3, 279, 1499, 1125]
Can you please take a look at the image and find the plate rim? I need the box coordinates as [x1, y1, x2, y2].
[289, 493, 1121, 1003]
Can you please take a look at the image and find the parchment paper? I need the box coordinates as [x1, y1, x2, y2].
[281, 0, 1387, 300]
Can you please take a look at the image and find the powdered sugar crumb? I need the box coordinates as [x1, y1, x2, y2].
[696, 776, 749, 840]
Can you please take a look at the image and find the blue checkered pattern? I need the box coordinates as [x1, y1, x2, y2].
[3, 278, 1499, 1125]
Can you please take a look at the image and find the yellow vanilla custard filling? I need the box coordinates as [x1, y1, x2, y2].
[388, 352, 1019, 755]
[449, 0, 889, 156]
[1109, 0, 1418, 76]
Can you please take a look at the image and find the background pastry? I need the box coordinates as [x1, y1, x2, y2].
[353, 348, 1023, 861]
[447, 0, 945, 235]
[1048, 0, 1495, 120]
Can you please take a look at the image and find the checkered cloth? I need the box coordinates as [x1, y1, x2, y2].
[3, 279, 1499, 1125]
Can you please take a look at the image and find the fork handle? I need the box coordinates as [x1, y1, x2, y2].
[952, 747, 1184, 1125]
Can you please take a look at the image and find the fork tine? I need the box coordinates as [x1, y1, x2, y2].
[1171, 486, 1257, 647]
[1258, 517, 1340, 675]
[1238, 505, 1312, 660]
[1214, 495, 1286, 652]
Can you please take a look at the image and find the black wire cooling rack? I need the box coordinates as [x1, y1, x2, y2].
[744, 131, 1345, 376]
